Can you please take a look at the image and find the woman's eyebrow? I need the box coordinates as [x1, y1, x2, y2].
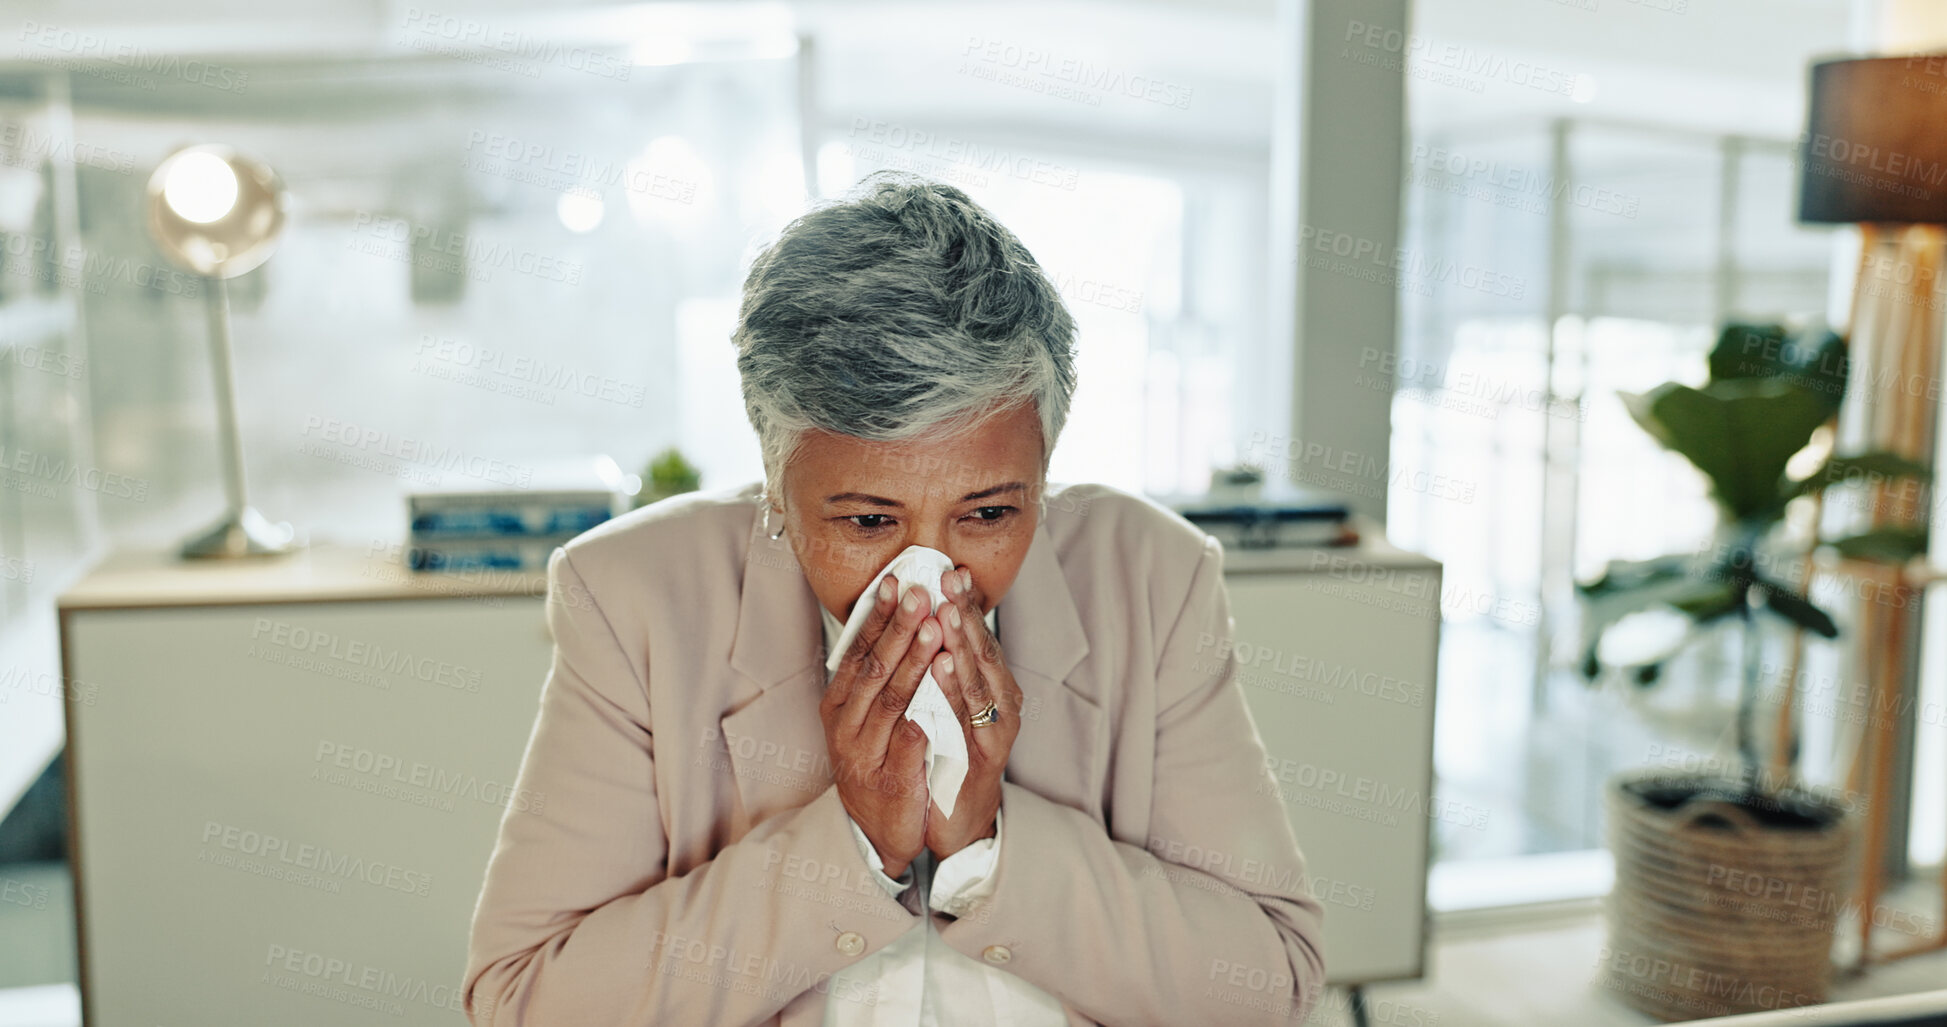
[824, 481, 1027, 507]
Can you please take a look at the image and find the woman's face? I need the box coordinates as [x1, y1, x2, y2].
[780, 401, 1045, 623]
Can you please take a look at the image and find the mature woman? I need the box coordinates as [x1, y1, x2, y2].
[463, 172, 1325, 1026]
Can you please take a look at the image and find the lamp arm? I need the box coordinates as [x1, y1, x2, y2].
[203, 275, 249, 515]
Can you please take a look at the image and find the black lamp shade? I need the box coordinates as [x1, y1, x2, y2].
[1798, 54, 1947, 225]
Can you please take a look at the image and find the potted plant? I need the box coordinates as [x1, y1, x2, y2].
[1576, 322, 1930, 1021]
[633, 446, 701, 509]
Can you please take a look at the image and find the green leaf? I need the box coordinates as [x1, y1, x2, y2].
[1579, 556, 1719, 625]
[1709, 323, 1788, 382]
[1620, 379, 1836, 522]
[1754, 579, 1839, 638]
[1826, 527, 1931, 564]
[1785, 451, 1933, 501]
[1576, 554, 1692, 598]
[1669, 581, 1744, 623]
[1577, 555, 1745, 679]
[1708, 323, 1848, 414]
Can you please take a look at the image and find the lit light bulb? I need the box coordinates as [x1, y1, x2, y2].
[162, 151, 240, 223]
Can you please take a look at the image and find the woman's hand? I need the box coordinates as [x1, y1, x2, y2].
[819, 573, 943, 879]
[923, 565, 1024, 861]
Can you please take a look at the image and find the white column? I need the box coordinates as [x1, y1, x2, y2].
[1267, 0, 1409, 522]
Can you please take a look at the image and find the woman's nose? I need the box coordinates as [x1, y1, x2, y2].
[905, 525, 952, 563]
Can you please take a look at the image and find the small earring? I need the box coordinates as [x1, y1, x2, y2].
[763, 504, 786, 540]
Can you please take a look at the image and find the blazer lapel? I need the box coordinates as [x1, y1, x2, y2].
[995, 515, 1105, 822]
[719, 501, 831, 832]
[716, 494, 1106, 832]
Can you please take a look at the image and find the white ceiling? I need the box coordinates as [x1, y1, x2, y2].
[0, 0, 1862, 145]
[1408, 0, 1857, 139]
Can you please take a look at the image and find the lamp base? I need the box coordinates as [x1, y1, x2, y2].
[180, 506, 298, 559]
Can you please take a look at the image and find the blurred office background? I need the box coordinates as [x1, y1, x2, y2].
[3, 0, 1946, 1024]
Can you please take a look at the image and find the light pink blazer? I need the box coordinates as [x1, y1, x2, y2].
[463, 479, 1327, 1026]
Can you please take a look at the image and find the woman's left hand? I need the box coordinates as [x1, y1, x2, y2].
[923, 565, 1025, 861]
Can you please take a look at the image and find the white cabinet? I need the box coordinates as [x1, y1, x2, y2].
[60, 546, 550, 1026]
[1222, 529, 1441, 986]
[58, 529, 1438, 1022]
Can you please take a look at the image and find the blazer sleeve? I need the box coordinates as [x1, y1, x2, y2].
[935, 533, 1328, 1026]
[462, 547, 918, 1026]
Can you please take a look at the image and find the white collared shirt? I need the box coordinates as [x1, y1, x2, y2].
[818, 604, 1069, 1027]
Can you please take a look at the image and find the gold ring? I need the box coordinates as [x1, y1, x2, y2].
[969, 700, 1000, 728]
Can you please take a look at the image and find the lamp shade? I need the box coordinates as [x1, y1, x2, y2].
[1798, 54, 1947, 225]
[145, 143, 287, 278]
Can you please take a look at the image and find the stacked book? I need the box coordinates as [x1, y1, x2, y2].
[406, 455, 639, 572]
[1159, 481, 1355, 549]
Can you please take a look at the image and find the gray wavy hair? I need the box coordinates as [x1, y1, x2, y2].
[732, 171, 1079, 520]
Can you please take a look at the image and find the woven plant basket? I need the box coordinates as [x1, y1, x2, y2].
[1602, 769, 1854, 1022]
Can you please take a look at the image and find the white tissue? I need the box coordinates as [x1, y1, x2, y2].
[824, 544, 969, 819]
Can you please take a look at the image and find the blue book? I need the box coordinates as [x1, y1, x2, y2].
[410, 505, 615, 537]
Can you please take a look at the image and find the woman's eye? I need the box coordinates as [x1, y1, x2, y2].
[840, 507, 1013, 532]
